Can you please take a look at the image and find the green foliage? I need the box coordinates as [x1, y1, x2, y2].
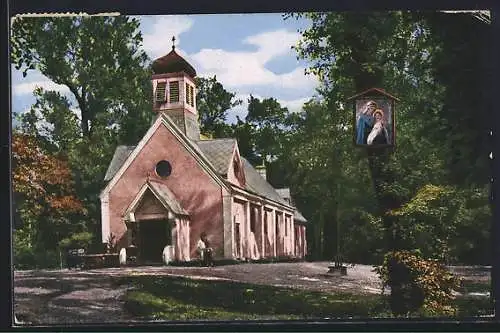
[196, 75, 242, 138]
[11, 13, 492, 271]
[58, 231, 93, 250]
[388, 184, 458, 261]
[340, 212, 385, 264]
[106, 233, 118, 254]
[287, 11, 491, 265]
[374, 250, 461, 317]
[11, 16, 154, 258]
[13, 232, 61, 270]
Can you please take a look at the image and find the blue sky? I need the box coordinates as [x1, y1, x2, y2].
[11, 14, 320, 125]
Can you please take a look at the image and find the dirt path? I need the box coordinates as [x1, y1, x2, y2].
[14, 269, 135, 325]
[14, 262, 491, 325]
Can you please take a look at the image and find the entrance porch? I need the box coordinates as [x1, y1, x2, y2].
[123, 180, 191, 264]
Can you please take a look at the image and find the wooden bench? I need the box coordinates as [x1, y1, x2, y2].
[81, 253, 120, 269]
[328, 264, 348, 275]
[66, 248, 85, 269]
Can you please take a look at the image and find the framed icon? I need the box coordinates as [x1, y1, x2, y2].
[348, 88, 399, 148]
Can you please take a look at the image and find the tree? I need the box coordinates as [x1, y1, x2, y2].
[245, 96, 289, 163]
[286, 11, 493, 317]
[11, 16, 153, 142]
[417, 12, 491, 186]
[11, 16, 155, 244]
[196, 75, 242, 138]
[287, 11, 460, 254]
[12, 133, 85, 267]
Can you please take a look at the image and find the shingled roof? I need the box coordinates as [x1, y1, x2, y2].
[104, 146, 135, 182]
[103, 136, 306, 221]
[239, 158, 290, 206]
[275, 188, 308, 223]
[147, 180, 189, 216]
[152, 49, 197, 78]
[196, 139, 236, 175]
[294, 210, 308, 223]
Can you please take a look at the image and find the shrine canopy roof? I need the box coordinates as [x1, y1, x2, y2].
[347, 87, 400, 101]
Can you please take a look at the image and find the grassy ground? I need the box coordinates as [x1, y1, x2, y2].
[457, 280, 491, 294]
[114, 275, 492, 321]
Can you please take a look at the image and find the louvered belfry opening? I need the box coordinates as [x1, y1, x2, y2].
[151, 43, 200, 141]
[155, 82, 167, 103]
[169, 81, 180, 103]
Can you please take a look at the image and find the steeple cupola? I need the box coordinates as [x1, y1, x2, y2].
[151, 37, 200, 141]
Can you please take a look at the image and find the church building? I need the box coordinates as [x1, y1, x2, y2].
[100, 42, 308, 264]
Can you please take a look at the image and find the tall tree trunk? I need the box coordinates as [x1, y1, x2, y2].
[353, 53, 404, 316]
[322, 202, 339, 260]
[366, 149, 399, 252]
[315, 210, 324, 260]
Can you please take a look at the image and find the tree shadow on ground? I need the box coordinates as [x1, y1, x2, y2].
[14, 271, 130, 325]
[117, 275, 385, 319]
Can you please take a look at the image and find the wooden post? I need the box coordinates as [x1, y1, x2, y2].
[260, 205, 265, 259]
[272, 209, 277, 257]
[245, 201, 251, 259]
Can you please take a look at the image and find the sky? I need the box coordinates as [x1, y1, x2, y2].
[11, 14, 321, 125]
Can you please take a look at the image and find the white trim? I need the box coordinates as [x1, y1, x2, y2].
[123, 181, 188, 220]
[230, 184, 294, 211]
[101, 193, 110, 243]
[123, 183, 150, 218]
[233, 144, 246, 185]
[101, 113, 231, 199]
[100, 117, 163, 199]
[233, 194, 249, 203]
[160, 115, 231, 191]
[227, 143, 246, 187]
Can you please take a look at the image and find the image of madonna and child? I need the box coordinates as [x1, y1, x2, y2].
[356, 100, 391, 146]
[196, 232, 214, 267]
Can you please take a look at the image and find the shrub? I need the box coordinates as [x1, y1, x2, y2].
[106, 233, 118, 254]
[35, 250, 61, 269]
[374, 250, 461, 317]
[13, 245, 37, 270]
[59, 231, 93, 250]
[14, 246, 61, 270]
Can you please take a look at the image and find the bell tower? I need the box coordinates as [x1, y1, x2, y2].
[151, 37, 200, 141]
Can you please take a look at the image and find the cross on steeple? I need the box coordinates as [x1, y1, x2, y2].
[172, 36, 176, 50]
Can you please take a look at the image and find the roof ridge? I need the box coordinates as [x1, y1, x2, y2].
[197, 138, 237, 142]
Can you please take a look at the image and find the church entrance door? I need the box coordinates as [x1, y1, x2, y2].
[138, 219, 171, 264]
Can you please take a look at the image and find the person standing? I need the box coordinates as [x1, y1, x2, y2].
[356, 100, 377, 145]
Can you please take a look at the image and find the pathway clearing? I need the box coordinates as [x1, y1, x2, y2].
[14, 262, 490, 325]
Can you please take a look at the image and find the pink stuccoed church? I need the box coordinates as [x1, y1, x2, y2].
[100, 41, 307, 264]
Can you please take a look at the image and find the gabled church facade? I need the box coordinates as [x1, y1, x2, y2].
[100, 43, 307, 263]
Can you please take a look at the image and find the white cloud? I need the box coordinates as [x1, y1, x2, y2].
[191, 48, 316, 91]
[279, 96, 311, 113]
[189, 29, 318, 92]
[243, 29, 301, 63]
[274, 67, 317, 90]
[140, 15, 194, 60]
[12, 79, 70, 96]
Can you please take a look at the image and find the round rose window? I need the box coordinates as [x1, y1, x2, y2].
[155, 160, 172, 178]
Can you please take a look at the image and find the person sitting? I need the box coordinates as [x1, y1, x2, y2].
[197, 232, 214, 267]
